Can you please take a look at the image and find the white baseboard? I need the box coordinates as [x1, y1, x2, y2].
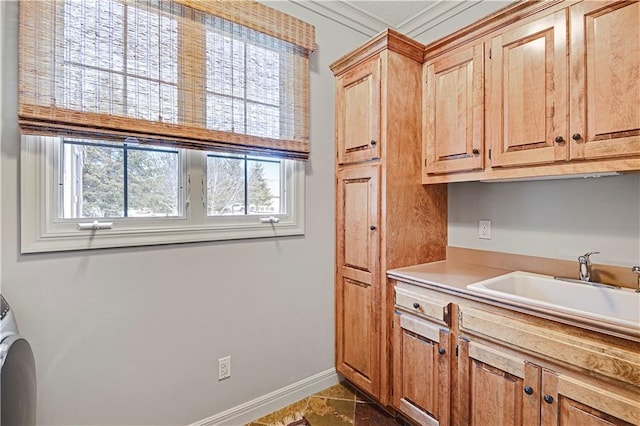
[190, 368, 339, 426]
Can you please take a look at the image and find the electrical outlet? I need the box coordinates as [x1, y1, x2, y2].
[478, 220, 491, 240]
[218, 356, 231, 381]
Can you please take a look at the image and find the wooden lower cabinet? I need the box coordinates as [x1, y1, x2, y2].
[337, 276, 376, 393]
[457, 339, 639, 426]
[391, 281, 640, 426]
[541, 370, 637, 426]
[392, 312, 450, 426]
[458, 339, 540, 426]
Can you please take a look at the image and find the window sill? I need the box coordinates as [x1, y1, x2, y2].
[20, 218, 305, 253]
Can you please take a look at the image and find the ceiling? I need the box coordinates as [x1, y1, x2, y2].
[293, 0, 512, 40]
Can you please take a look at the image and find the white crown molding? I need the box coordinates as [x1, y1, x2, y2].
[398, 0, 484, 39]
[189, 368, 339, 426]
[289, 0, 500, 43]
[291, 0, 387, 37]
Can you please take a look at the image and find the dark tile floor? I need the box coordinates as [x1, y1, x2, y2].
[247, 382, 404, 426]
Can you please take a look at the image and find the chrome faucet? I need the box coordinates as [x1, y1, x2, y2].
[633, 266, 640, 293]
[578, 251, 600, 282]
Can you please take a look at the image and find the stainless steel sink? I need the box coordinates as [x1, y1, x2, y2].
[466, 271, 640, 330]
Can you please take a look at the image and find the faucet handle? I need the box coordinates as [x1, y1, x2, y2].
[578, 251, 600, 282]
[581, 251, 600, 260]
[633, 266, 640, 274]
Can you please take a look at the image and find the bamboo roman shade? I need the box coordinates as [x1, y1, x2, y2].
[18, 0, 315, 160]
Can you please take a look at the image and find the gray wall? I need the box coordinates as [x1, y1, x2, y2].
[448, 176, 640, 268]
[0, 1, 366, 425]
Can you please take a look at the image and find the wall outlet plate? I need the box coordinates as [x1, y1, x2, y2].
[218, 356, 231, 381]
[479, 220, 491, 239]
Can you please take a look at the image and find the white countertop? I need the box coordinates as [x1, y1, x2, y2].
[388, 260, 510, 292]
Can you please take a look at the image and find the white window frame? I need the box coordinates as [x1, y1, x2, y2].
[21, 136, 305, 253]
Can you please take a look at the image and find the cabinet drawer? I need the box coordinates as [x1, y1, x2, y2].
[394, 282, 449, 326]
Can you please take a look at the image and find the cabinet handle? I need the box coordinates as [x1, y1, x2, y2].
[554, 136, 565, 144]
[412, 302, 420, 309]
[472, 148, 480, 155]
[524, 386, 533, 395]
[370, 225, 376, 231]
[438, 348, 446, 355]
[543, 395, 554, 404]
[370, 139, 377, 146]
[572, 133, 582, 141]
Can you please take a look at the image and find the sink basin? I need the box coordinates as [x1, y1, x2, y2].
[466, 271, 640, 331]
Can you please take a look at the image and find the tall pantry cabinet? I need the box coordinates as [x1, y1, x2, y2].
[330, 29, 447, 405]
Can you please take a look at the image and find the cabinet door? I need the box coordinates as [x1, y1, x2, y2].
[540, 370, 639, 426]
[335, 164, 379, 396]
[336, 56, 381, 165]
[424, 43, 484, 174]
[458, 339, 541, 426]
[569, 1, 640, 160]
[393, 312, 451, 426]
[488, 10, 568, 167]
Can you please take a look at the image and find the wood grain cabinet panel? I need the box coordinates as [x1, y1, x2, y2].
[458, 340, 541, 426]
[569, 1, 640, 160]
[335, 164, 380, 396]
[423, 42, 484, 174]
[488, 9, 569, 167]
[540, 370, 638, 426]
[393, 312, 450, 426]
[336, 56, 381, 165]
[338, 276, 377, 393]
[336, 165, 379, 285]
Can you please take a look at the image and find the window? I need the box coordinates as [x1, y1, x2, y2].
[61, 140, 181, 219]
[207, 154, 283, 216]
[19, 0, 314, 252]
[21, 136, 304, 253]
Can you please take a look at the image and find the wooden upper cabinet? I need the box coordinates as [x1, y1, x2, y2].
[569, 1, 640, 160]
[424, 42, 484, 174]
[336, 56, 381, 165]
[488, 9, 569, 168]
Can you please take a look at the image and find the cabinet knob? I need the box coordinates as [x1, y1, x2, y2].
[472, 148, 480, 155]
[554, 136, 565, 144]
[370, 225, 376, 231]
[543, 395, 554, 404]
[524, 386, 534, 395]
[412, 302, 420, 309]
[370, 139, 377, 146]
[438, 348, 446, 355]
[572, 133, 582, 141]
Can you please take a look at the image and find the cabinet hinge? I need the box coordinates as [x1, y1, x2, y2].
[488, 148, 492, 160]
[489, 48, 492, 59]
[455, 345, 459, 357]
